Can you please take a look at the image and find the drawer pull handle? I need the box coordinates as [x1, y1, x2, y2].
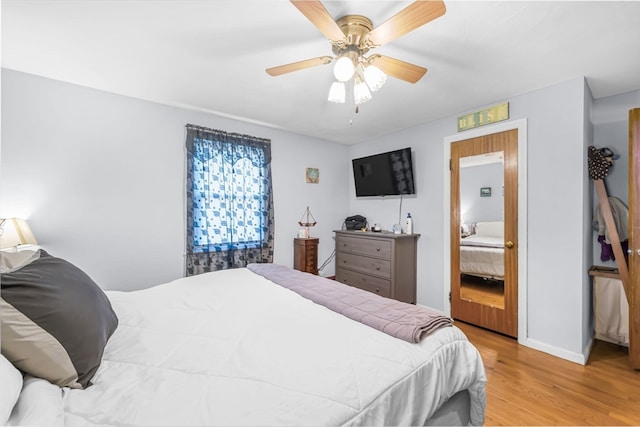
[376, 266, 380, 270]
[375, 287, 380, 293]
[376, 247, 381, 252]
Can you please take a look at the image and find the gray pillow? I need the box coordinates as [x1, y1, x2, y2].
[1, 250, 118, 389]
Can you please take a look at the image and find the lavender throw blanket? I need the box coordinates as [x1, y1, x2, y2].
[247, 263, 452, 343]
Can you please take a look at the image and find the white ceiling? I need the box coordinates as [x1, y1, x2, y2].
[3, 1, 640, 144]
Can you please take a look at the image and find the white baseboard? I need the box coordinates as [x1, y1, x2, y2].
[519, 336, 592, 366]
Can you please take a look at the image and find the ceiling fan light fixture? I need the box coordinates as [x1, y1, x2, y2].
[354, 76, 372, 105]
[333, 56, 355, 82]
[328, 81, 346, 103]
[363, 64, 387, 92]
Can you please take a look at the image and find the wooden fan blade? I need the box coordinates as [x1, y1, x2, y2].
[290, 0, 346, 43]
[367, 0, 446, 47]
[369, 55, 427, 84]
[266, 56, 333, 76]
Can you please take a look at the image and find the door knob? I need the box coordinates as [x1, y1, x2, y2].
[505, 241, 514, 249]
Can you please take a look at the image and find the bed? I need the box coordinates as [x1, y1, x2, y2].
[1, 250, 486, 426]
[460, 221, 505, 280]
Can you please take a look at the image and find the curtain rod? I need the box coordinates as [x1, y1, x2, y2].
[186, 123, 270, 144]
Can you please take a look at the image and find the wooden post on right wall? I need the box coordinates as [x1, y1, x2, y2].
[594, 180, 630, 296]
[628, 107, 640, 370]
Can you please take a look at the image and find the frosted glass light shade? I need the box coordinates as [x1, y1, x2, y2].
[333, 57, 355, 82]
[0, 218, 37, 250]
[364, 65, 387, 92]
[328, 81, 346, 103]
[354, 78, 372, 105]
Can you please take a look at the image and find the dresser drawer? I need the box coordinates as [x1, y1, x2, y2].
[305, 245, 317, 259]
[336, 251, 391, 279]
[336, 268, 391, 297]
[336, 235, 392, 259]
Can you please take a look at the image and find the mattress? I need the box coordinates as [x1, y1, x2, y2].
[460, 235, 504, 279]
[8, 267, 486, 426]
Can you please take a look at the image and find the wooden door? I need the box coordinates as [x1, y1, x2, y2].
[629, 108, 640, 369]
[451, 129, 518, 337]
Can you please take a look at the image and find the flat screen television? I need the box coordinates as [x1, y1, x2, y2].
[352, 147, 415, 197]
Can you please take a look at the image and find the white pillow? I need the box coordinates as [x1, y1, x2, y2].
[0, 250, 40, 273]
[6, 376, 64, 427]
[474, 221, 504, 237]
[0, 354, 23, 425]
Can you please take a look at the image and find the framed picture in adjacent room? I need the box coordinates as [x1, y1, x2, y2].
[480, 187, 491, 197]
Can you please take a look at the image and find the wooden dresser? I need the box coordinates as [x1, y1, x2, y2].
[334, 230, 419, 304]
[293, 237, 319, 275]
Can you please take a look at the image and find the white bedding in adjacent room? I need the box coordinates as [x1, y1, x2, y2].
[460, 244, 504, 279]
[8, 267, 486, 426]
[460, 222, 505, 280]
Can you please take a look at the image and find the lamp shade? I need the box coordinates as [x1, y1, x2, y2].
[364, 65, 387, 92]
[333, 56, 355, 82]
[354, 77, 372, 105]
[0, 218, 38, 250]
[328, 81, 346, 103]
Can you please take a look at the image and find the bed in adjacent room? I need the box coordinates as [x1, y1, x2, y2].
[1, 250, 486, 426]
[460, 221, 505, 280]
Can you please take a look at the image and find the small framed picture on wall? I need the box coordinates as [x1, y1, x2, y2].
[306, 167, 319, 184]
[480, 187, 491, 197]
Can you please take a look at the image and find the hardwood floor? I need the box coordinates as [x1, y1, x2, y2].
[455, 321, 640, 425]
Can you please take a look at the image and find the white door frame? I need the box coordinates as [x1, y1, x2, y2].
[443, 118, 528, 343]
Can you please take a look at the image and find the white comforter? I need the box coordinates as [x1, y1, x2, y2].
[9, 268, 486, 426]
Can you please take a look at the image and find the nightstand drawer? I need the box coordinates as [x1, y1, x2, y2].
[336, 235, 391, 259]
[336, 269, 391, 297]
[336, 251, 391, 279]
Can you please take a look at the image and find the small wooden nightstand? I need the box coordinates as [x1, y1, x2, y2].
[293, 237, 319, 275]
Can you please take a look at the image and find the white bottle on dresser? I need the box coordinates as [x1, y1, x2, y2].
[404, 213, 413, 234]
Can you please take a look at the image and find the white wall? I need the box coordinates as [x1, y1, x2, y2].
[349, 117, 453, 310]
[0, 69, 349, 290]
[348, 77, 593, 362]
[582, 81, 595, 357]
[460, 162, 503, 224]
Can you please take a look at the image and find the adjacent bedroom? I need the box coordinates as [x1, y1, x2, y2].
[2, 1, 640, 426]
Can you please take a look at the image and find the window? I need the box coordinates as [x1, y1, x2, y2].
[185, 124, 274, 275]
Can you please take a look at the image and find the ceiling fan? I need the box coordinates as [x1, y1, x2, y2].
[266, 0, 446, 110]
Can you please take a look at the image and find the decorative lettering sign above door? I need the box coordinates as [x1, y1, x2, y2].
[458, 102, 509, 132]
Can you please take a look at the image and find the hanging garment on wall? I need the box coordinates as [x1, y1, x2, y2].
[597, 235, 629, 262]
[594, 196, 629, 261]
[587, 145, 618, 180]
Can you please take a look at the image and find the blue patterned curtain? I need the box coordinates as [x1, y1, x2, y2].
[185, 124, 274, 275]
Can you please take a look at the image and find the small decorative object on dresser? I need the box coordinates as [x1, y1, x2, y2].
[334, 230, 419, 304]
[293, 237, 319, 275]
